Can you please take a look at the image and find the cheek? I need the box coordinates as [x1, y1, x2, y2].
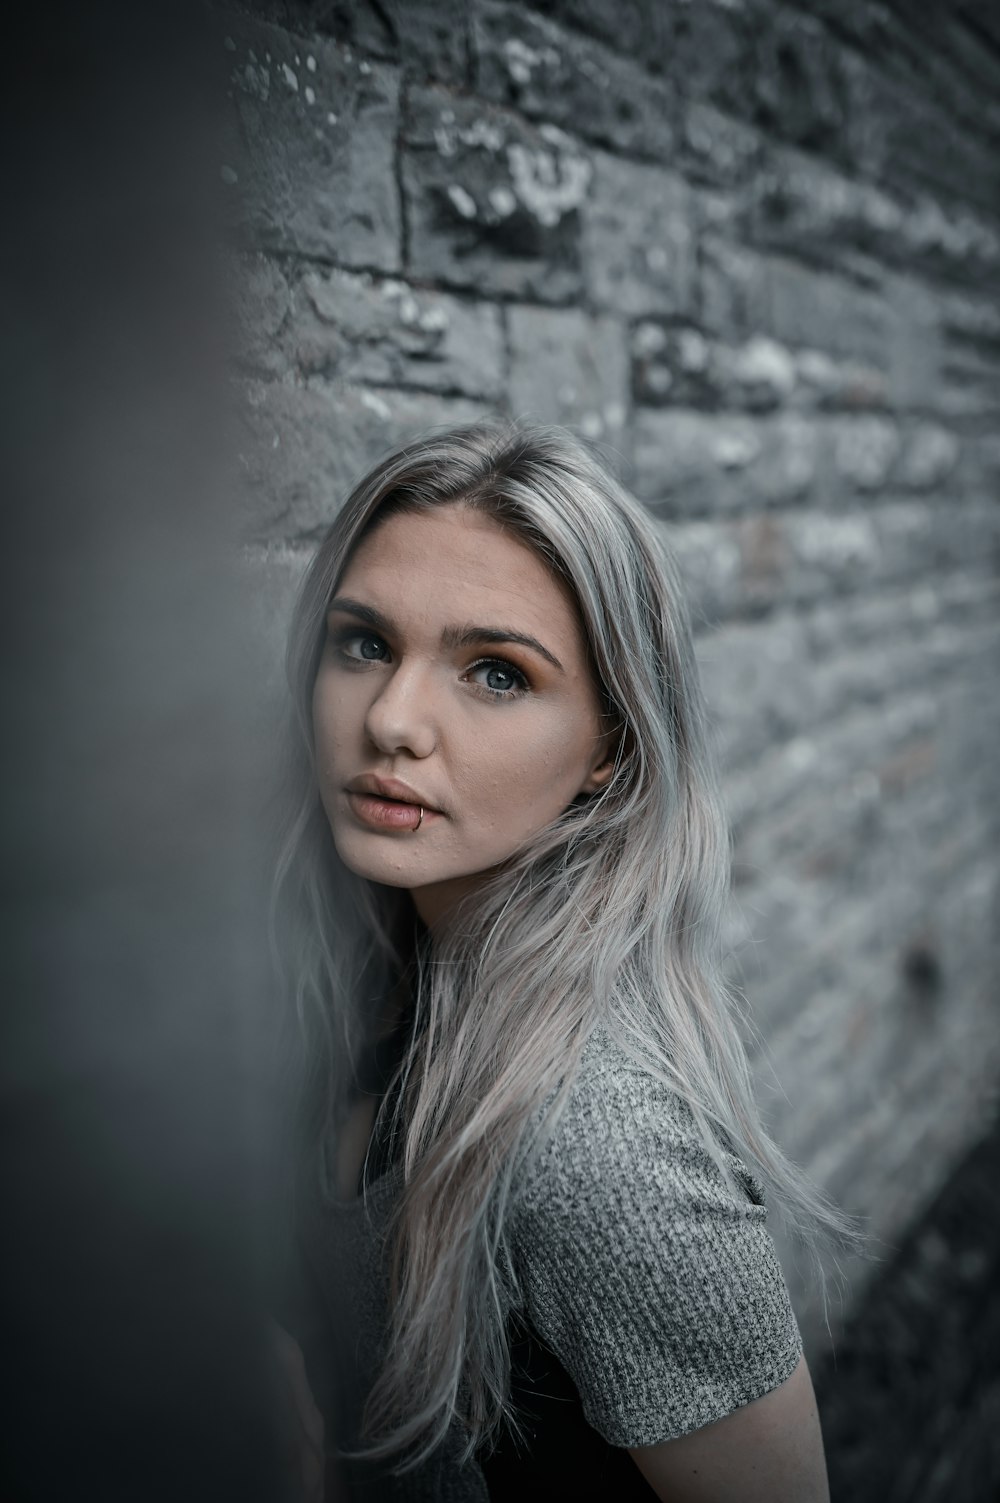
[466, 708, 592, 816]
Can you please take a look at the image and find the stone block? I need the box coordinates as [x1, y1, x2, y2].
[236, 377, 490, 540]
[954, 431, 1000, 501]
[895, 424, 960, 491]
[841, 48, 1000, 221]
[936, 287, 1000, 346]
[751, 7, 848, 157]
[698, 611, 829, 769]
[386, 0, 471, 80]
[237, 0, 469, 79]
[473, 0, 675, 160]
[882, 273, 943, 414]
[522, 0, 675, 66]
[581, 151, 696, 317]
[696, 588, 986, 777]
[765, 257, 890, 368]
[224, 17, 401, 268]
[231, 250, 294, 377]
[746, 151, 894, 264]
[831, 416, 902, 493]
[929, 291, 1000, 420]
[680, 103, 762, 189]
[632, 409, 824, 515]
[403, 86, 590, 301]
[701, 242, 895, 376]
[670, 0, 756, 117]
[699, 236, 768, 340]
[239, 262, 505, 399]
[631, 323, 888, 414]
[661, 495, 1000, 626]
[654, 516, 742, 629]
[507, 304, 627, 437]
[746, 146, 1000, 281]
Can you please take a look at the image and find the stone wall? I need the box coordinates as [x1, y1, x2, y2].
[220, 0, 1000, 1351]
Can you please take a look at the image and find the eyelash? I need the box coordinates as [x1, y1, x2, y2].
[327, 629, 530, 703]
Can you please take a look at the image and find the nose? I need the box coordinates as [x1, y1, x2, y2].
[363, 660, 437, 759]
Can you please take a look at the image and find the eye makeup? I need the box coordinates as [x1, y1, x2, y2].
[326, 626, 531, 703]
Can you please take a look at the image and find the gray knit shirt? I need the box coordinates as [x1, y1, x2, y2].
[297, 1022, 804, 1500]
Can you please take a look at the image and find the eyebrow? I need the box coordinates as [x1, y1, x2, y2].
[326, 596, 565, 673]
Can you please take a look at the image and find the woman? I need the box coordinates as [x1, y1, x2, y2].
[269, 419, 869, 1501]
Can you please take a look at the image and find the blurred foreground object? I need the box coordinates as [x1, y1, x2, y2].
[1, 5, 293, 1498]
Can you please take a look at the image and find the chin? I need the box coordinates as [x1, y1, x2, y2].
[332, 830, 419, 888]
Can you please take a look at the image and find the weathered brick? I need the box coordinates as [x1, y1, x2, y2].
[699, 580, 999, 775]
[936, 287, 1000, 347]
[840, 47, 1000, 220]
[473, 1, 676, 160]
[225, 17, 401, 268]
[895, 423, 960, 491]
[403, 86, 590, 301]
[724, 679, 946, 857]
[680, 103, 762, 189]
[507, 304, 627, 437]
[659, 496, 1000, 625]
[235, 0, 470, 78]
[234, 0, 397, 57]
[633, 408, 826, 514]
[699, 241, 893, 378]
[231, 250, 294, 376]
[631, 323, 888, 413]
[764, 257, 890, 368]
[523, 0, 674, 66]
[386, 0, 471, 80]
[931, 286, 1000, 420]
[581, 151, 696, 317]
[751, 7, 848, 157]
[745, 146, 1000, 280]
[698, 236, 768, 341]
[881, 273, 944, 414]
[669, 0, 756, 116]
[831, 415, 902, 492]
[954, 430, 1000, 501]
[236, 377, 489, 540]
[238, 260, 505, 398]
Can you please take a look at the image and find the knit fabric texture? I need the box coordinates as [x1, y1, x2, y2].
[509, 1023, 804, 1449]
[296, 1021, 804, 1498]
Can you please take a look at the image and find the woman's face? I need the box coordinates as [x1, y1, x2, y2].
[312, 502, 616, 933]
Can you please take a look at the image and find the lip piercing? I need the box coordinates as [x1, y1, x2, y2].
[413, 805, 424, 831]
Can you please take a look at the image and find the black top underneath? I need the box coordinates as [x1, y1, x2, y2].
[354, 1017, 657, 1498]
[477, 1319, 658, 1498]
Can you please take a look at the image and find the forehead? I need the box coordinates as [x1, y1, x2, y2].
[338, 503, 587, 647]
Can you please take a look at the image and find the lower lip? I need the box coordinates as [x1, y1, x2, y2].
[347, 791, 440, 831]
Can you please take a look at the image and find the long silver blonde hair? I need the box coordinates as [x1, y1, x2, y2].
[271, 418, 871, 1472]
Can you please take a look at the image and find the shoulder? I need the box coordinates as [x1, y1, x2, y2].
[516, 1022, 766, 1225]
[507, 1024, 803, 1448]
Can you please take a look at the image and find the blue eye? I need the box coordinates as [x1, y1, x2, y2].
[467, 658, 529, 701]
[333, 630, 388, 662]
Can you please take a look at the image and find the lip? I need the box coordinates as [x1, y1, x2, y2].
[345, 773, 440, 810]
[346, 790, 441, 832]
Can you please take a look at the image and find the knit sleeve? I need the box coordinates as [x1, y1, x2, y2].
[508, 1039, 805, 1448]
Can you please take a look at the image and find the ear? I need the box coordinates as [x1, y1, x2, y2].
[577, 721, 620, 796]
[578, 756, 616, 796]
